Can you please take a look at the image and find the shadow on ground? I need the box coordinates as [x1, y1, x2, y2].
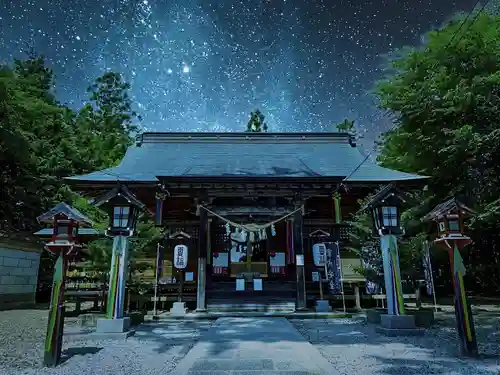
[291, 310, 500, 375]
[60, 346, 103, 364]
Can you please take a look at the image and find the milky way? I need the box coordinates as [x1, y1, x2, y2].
[0, 0, 485, 145]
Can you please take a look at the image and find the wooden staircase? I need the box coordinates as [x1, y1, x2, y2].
[206, 281, 297, 312]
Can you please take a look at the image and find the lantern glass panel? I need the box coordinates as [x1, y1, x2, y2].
[438, 221, 446, 232]
[113, 206, 130, 228]
[381, 206, 398, 227]
[57, 224, 70, 237]
[448, 219, 460, 232]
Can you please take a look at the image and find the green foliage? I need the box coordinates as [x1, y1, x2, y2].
[335, 119, 355, 132]
[346, 190, 425, 287]
[0, 54, 159, 283]
[373, 12, 500, 293]
[246, 109, 268, 132]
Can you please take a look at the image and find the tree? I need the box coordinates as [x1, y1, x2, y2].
[246, 109, 268, 132]
[0, 54, 161, 289]
[72, 71, 161, 279]
[0, 56, 80, 230]
[335, 119, 355, 132]
[346, 191, 424, 290]
[374, 12, 500, 293]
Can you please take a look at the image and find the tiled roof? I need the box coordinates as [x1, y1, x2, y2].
[33, 228, 100, 237]
[66, 132, 427, 183]
[37, 202, 93, 225]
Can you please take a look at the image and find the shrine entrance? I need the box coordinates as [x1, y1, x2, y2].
[205, 203, 299, 311]
[210, 218, 294, 283]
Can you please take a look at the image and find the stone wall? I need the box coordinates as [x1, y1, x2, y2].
[0, 240, 41, 310]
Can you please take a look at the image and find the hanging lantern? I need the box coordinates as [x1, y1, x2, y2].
[225, 222, 231, 235]
[271, 223, 276, 236]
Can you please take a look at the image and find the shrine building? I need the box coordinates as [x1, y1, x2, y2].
[66, 131, 426, 311]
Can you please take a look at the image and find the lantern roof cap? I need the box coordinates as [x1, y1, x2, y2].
[91, 184, 146, 211]
[361, 184, 406, 211]
[37, 202, 93, 225]
[424, 197, 475, 221]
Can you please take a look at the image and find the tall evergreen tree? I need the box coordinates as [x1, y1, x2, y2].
[246, 109, 268, 132]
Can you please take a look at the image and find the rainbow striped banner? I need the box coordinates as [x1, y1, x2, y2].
[106, 236, 129, 319]
[389, 235, 405, 315]
[43, 254, 67, 366]
[451, 244, 478, 356]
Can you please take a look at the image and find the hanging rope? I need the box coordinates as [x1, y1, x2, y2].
[197, 204, 304, 233]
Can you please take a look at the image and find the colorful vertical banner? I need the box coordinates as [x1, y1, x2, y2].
[43, 254, 67, 367]
[422, 240, 434, 296]
[332, 192, 342, 224]
[450, 244, 478, 356]
[326, 242, 342, 294]
[389, 235, 405, 315]
[362, 257, 381, 294]
[106, 236, 129, 319]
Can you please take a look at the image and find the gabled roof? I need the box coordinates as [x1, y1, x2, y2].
[361, 184, 407, 211]
[37, 202, 93, 225]
[424, 198, 476, 221]
[66, 132, 427, 183]
[90, 184, 146, 211]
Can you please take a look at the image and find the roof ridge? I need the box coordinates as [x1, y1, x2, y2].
[137, 132, 356, 146]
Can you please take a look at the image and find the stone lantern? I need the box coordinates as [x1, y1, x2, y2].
[91, 184, 145, 334]
[424, 197, 478, 356]
[363, 185, 422, 335]
[36, 202, 93, 367]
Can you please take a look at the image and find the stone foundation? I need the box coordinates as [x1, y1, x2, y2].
[0, 243, 41, 310]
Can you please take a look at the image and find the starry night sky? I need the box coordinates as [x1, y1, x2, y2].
[0, 0, 484, 144]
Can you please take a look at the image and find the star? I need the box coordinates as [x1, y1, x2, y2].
[0, 0, 483, 145]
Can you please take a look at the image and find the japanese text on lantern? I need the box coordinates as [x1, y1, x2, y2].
[174, 244, 188, 269]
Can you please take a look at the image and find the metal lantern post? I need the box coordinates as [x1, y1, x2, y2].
[91, 185, 145, 333]
[36, 203, 93, 367]
[363, 185, 406, 317]
[424, 198, 478, 357]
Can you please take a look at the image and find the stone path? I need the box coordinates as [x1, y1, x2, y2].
[172, 317, 336, 375]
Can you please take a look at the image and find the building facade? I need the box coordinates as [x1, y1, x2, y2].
[67, 132, 425, 310]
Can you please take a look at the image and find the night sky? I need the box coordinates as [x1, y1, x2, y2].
[0, 0, 488, 145]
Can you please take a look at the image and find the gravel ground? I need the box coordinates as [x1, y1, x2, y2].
[291, 308, 500, 375]
[1, 304, 499, 375]
[0, 305, 212, 375]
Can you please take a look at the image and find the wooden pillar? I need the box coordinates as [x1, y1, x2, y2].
[415, 283, 422, 309]
[196, 205, 208, 311]
[294, 204, 307, 310]
[354, 285, 361, 310]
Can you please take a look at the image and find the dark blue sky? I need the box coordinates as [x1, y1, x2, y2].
[0, 0, 484, 146]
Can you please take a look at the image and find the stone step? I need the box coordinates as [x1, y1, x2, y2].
[207, 302, 296, 312]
